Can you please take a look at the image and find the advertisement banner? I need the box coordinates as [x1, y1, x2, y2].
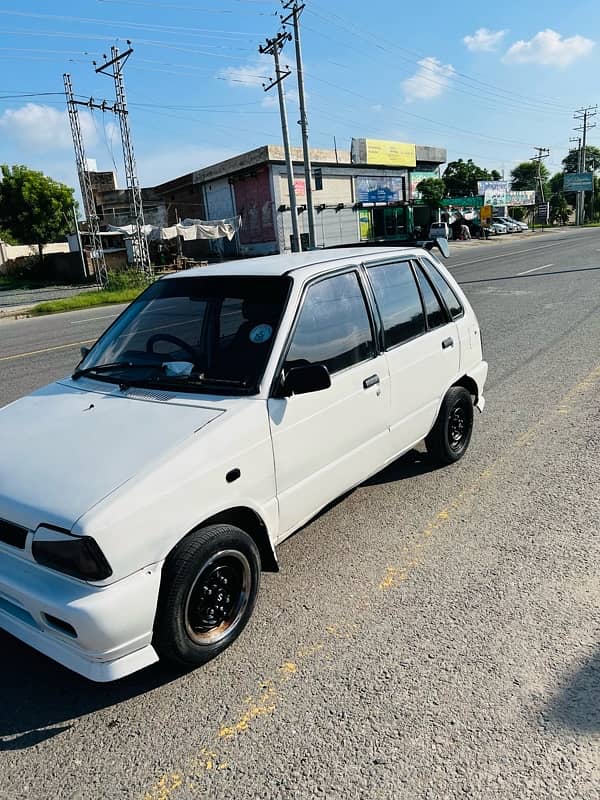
[477, 180, 509, 194]
[410, 170, 437, 198]
[505, 190, 535, 206]
[359, 209, 372, 240]
[480, 205, 493, 223]
[440, 196, 484, 208]
[483, 188, 508, 206]
[563, 172, 593, 192]
[365, 139, 416, 167]
[357, 176, 405, 203]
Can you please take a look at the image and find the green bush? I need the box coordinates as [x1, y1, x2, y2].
[105, 269, 152, 292]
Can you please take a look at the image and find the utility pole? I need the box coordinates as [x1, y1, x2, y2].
[95, 44, 153, 277]
[569, 135, 582, 225]
[259, 31, 301, 252]
[574, 105, 597, 225]
[281, 1, 315, 249]
[64, 73, 108, 287]
[531, 147, 550, 202]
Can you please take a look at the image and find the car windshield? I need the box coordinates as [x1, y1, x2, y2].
[75, 274, 291, 394]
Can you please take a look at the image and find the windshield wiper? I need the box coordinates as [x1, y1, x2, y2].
[72, 361, 135, 380]
[142, 373, 249, 389]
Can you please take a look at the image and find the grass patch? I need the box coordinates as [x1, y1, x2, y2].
[0, 276, 55, 291]
[30, 287, 143, 315]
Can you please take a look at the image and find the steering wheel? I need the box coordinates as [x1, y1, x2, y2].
[146, 333, 198, 364]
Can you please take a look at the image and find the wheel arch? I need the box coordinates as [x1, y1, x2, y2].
[452, 374, 479, 404]
[170, 506, 279, 573]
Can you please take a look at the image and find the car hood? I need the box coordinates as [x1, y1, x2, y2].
[0, 379, 225, 531]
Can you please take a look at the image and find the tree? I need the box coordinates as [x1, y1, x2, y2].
[416, 177, 446, 209]
[0, 165, 76, 260]
[562, 145, 600, 173]
[510, 161, 550, 197]
[549, 172, 565, 195]
[442, 159, 501, 197]
[549, 194, 570, 225]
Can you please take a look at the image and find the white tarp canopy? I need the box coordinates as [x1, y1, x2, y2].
[108, 216, 241, 242]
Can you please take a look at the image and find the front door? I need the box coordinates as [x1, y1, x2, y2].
[268, 270, 390, 538]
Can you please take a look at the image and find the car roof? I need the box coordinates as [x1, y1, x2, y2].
[162, 246, 430, 281]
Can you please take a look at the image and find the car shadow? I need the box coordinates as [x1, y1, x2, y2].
[0, 630, 191, 751]
[544, 647, 600, 733]
[365, 447, 443, 486]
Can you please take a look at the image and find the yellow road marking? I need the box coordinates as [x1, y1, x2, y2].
[143, 773, 183, 800]
[0, 338, 95, 362]
[141, 361, 600, 799]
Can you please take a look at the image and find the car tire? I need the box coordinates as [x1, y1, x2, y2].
[153, 524, 261, 667]
[425, 386, 474, 465]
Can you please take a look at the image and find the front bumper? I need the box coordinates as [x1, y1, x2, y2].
[0, 547, 163, 682]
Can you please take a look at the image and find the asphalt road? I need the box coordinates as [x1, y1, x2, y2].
[0, 228, 599, 800]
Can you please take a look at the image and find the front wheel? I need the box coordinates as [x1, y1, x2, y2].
[425, 386, 474, 465]
[153, 524, 261, 667]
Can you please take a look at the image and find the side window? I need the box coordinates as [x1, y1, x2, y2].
[414, 264, 448, 330]
[367, 260, 425, 348]
[421, 259, 464, 319]
[285, 272, 374, 375]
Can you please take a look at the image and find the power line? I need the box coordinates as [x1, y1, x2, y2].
[305, 7, 573, 114]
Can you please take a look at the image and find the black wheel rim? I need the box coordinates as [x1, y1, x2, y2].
[448, 401, 469, 451]
[184, 550, 251, 645]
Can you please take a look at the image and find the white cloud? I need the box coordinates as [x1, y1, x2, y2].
[464, 28, 507, 52]
[0, 103, 98, 153]
[503, 29, 595, 66]
[218, 57, 272, 88]
[402, 57, 455, 102]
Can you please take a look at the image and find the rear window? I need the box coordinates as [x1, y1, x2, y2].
[420, 258, 464, 320]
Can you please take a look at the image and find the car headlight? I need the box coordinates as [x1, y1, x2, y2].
[32, 526, 112, 581]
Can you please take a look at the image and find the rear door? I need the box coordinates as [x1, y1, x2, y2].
[364, 258, 460, 458]
[268, 269, 390, 538]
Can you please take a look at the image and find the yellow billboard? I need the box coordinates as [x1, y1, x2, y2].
[365, 139, 416, 167]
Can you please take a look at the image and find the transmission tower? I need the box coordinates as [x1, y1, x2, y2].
[64, 73, 108, 287]
[95, 45, 152, 277]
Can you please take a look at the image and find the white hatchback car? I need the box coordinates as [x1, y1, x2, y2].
[0, 246, 487, 681]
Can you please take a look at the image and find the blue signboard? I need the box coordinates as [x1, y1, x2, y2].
[357, 176, 405, 203]
[563, 172, 593, 192]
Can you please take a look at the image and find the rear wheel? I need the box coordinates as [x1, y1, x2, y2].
[425, 386, 474, 465]
[153, 524, 260, 666]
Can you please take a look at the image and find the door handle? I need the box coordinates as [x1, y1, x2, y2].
[363, 374, 380, 389]
[442, 337, 454, 349]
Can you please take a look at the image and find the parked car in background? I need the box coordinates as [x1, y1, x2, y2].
[0, 245, 487, 682]
[493, 216, 520, 233]
[498, 216, 528, 232]
[490, 221, 508, 235]
[429, 222, 451, 240]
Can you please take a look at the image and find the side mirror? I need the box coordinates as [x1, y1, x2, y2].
[282, 363, 331, 397]
[80, 346, 90, 360]
[425, 237, 449, 258]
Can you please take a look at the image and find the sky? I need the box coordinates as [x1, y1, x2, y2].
[1, 0, 599, 195]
